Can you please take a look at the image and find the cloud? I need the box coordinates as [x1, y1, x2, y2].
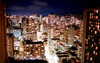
[8, 0, 48, 11]
[32, 0, 48, 6]
[9, 5, 24, 11]
[7, 0, 56, 15]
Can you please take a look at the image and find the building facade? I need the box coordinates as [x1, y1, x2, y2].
[0, 0, 7, 63]
[84, 8, 100, 63]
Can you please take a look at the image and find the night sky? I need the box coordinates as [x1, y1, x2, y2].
[6, 0, 100, 15]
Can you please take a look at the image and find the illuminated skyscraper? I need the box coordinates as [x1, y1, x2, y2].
[25, 41, 44, 60]
[84, 4, 100, 63]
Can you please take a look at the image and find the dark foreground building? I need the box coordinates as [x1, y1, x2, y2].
[0, 0, 7, 63]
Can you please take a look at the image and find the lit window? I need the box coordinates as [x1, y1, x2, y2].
[94, 9, 99, 13]
[90, 13, 94, 19]
[95, 16, 98, 19]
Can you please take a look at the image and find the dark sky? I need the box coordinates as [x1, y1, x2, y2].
[6, 0, 100, 15]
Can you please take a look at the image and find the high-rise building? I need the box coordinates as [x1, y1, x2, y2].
[84, 4, 100, 63]
[25, 41, 44, 60]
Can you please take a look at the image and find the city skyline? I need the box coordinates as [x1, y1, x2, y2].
[0, 0, 100, 63]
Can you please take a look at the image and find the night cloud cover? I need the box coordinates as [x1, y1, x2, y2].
[6, 0, 100, 15]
